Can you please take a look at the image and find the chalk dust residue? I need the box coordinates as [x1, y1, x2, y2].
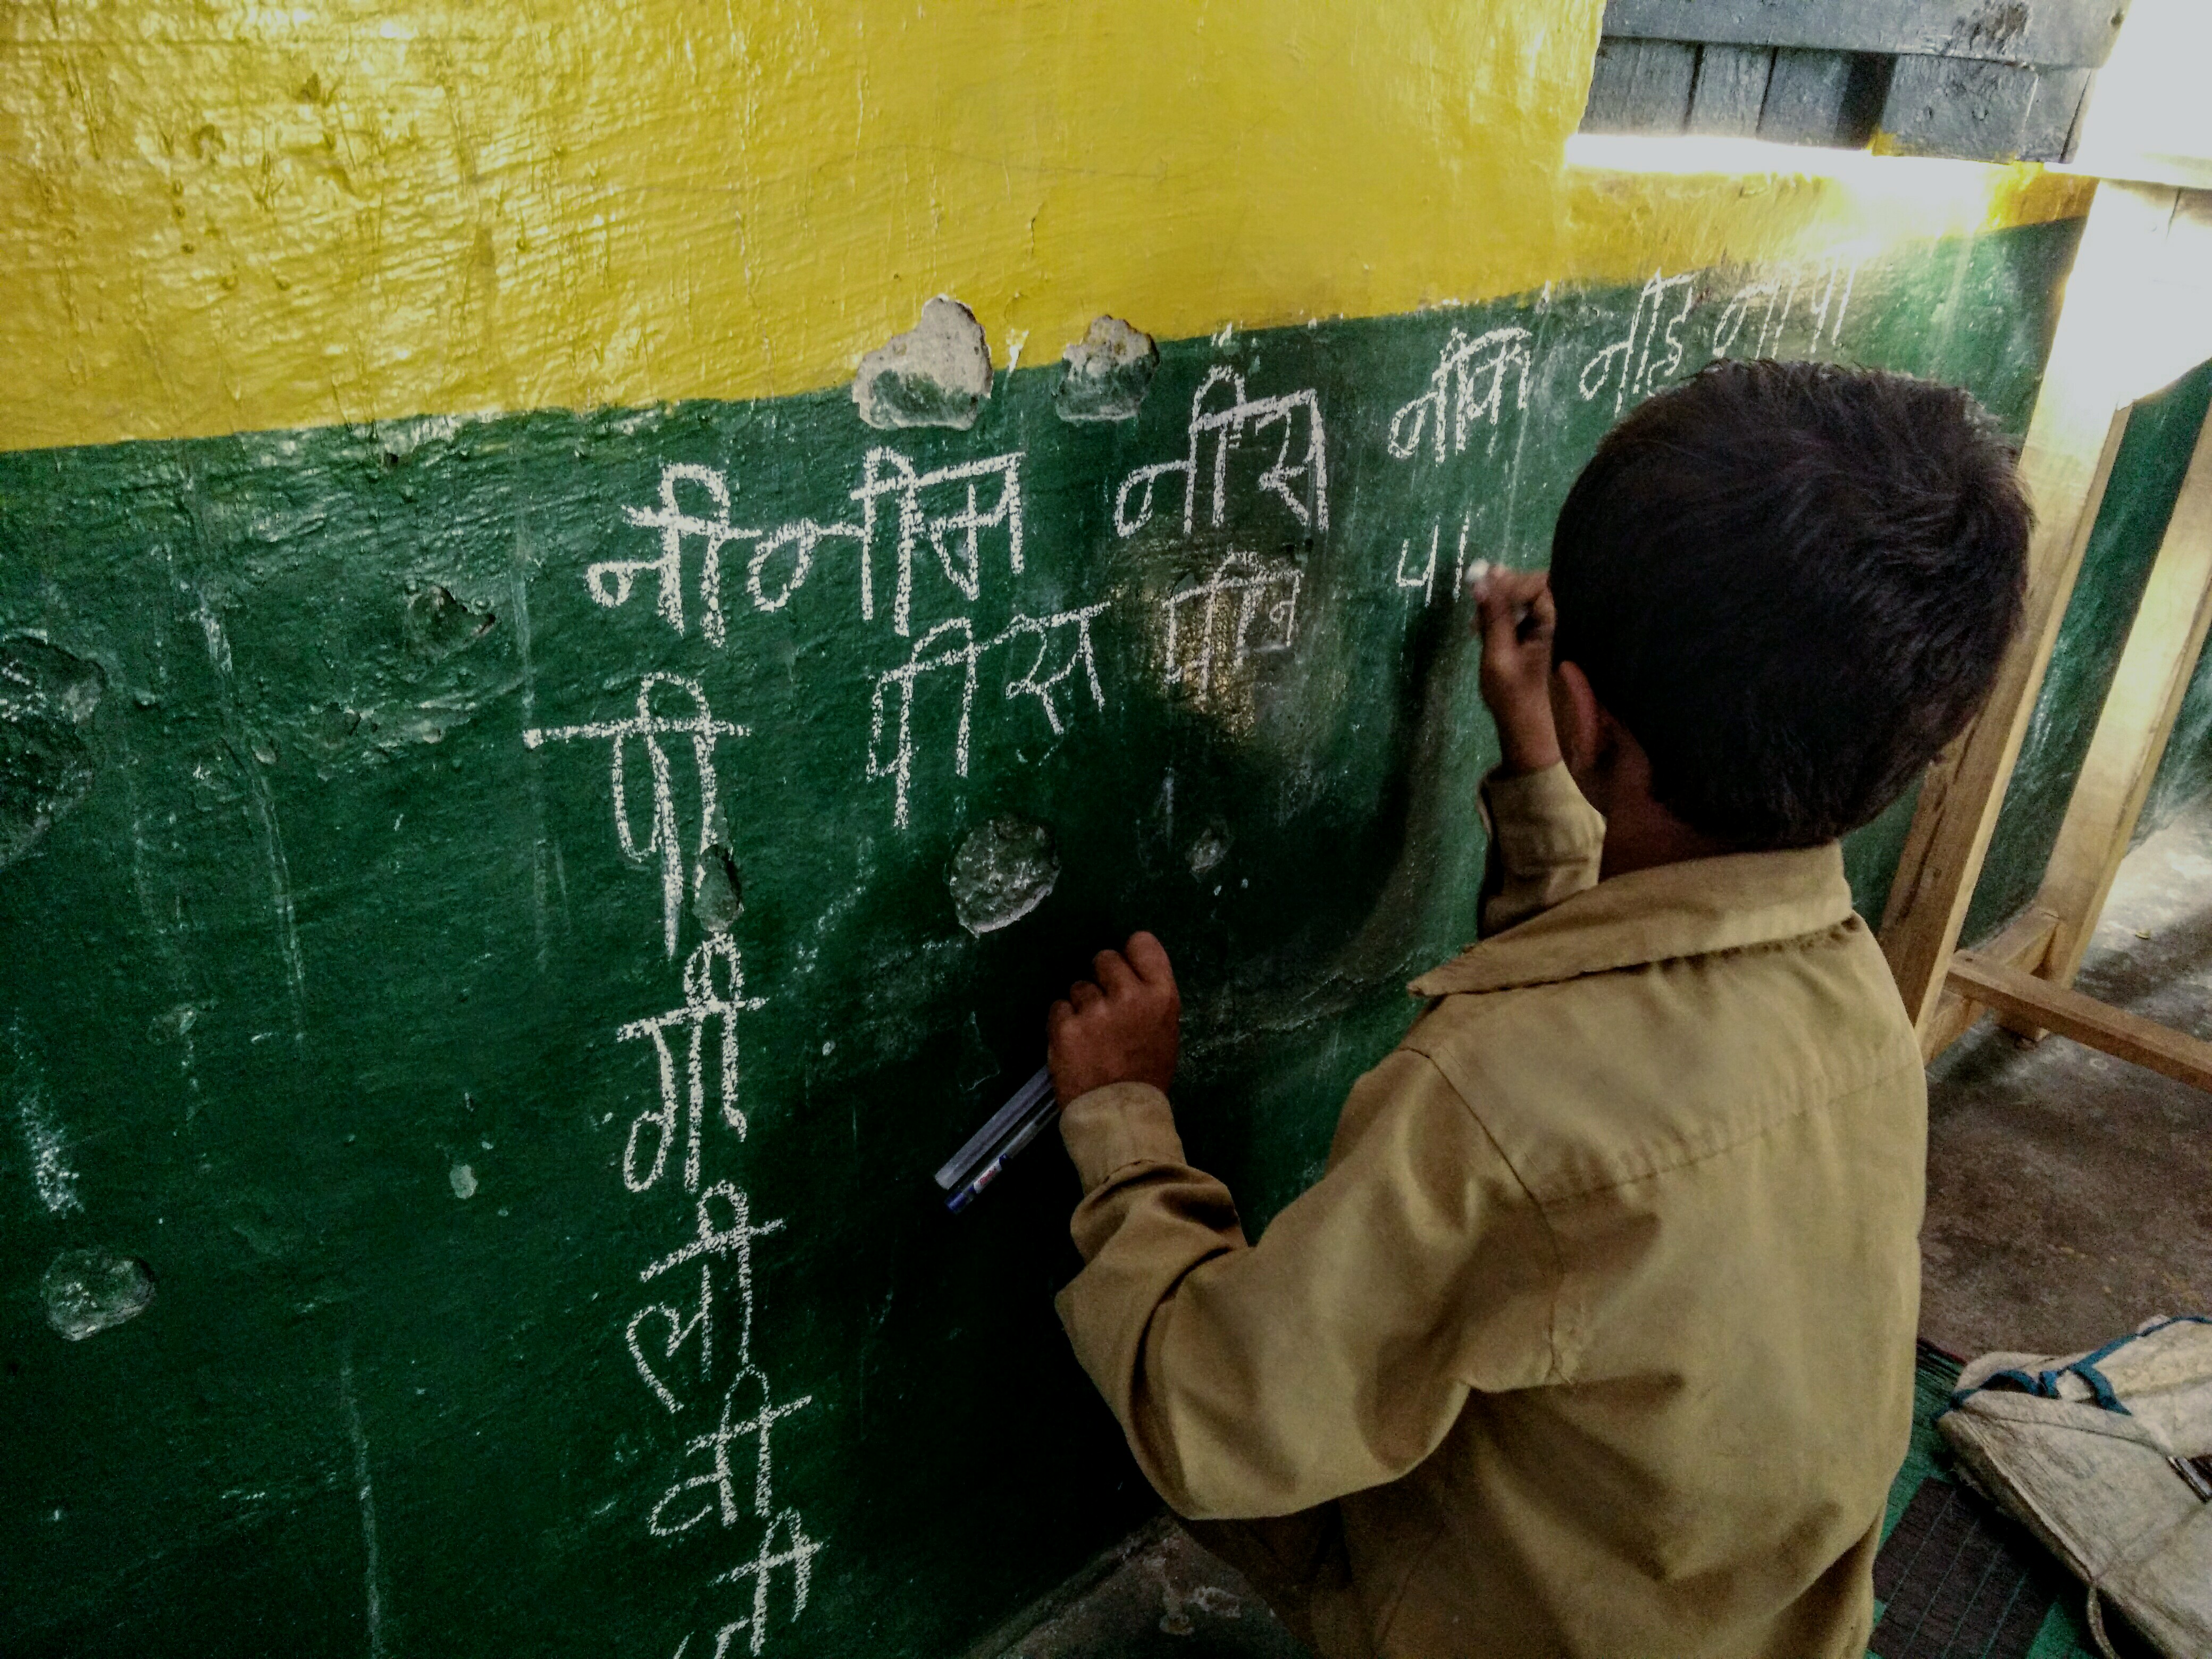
[947, 817, 1059, 934]
[9, 1024, 82, 1216]
[853, 296, 993, 431]
[1054, 315, 1159, 423]
[42, 1249, 154, 1340]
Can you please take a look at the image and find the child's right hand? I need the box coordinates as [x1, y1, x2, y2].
[1472, 566, 1562, 776]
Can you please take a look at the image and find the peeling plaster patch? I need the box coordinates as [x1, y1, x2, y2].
[1054, 316, 1159, 423]
[401, 583, 497, 660]
[449, 1162, 479, 1200]
[691, 801, 743, 935]
[0, 636, 106, 871]
[9, 1025, 81, 1216]
[43, 1250, 155, 1340]
[948, 817, 1059, 934]
[853, 296, 993, 430]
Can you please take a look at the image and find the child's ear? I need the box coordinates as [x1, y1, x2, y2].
[1551, 660, 1604, 778]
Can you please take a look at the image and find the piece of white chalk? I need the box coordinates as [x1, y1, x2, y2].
[1463, 558, 1494, 592]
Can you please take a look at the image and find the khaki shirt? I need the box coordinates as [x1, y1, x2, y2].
[1055, 765, 1926, 1659]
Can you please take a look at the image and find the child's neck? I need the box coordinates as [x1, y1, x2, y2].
[1573, 732, 1736, 881]
[1598, 790, 1736, 881]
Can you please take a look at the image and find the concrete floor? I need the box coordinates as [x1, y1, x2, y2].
[996, 799, 2212, 1658]
[1921, 793, 2212, 1358]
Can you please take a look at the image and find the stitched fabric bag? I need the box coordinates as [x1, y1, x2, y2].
[1937, 1315, 2212, 1659]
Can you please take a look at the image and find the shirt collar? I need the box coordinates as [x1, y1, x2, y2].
[1407, 843, 1856, 998]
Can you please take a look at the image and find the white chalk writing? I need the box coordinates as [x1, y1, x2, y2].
[1712, 258, 1857, 361]
[853, 449, 1025, 636]
[1580, 270, 1698, 413]
[649, 1368, 813, 1536]
[594, 448, 1025, 643]
[867, 606, 1113, 828]
[1162, 552, 1301, 701]
[1116, 367, 1329, 540]
[629, 1263, 714, 1414]
[524, 675, 745, 959]
[619, 937, 768, 1193]
[1394, 517, 1473, 606]
[641, 1181, 786, 1285]
[1389, 326, 1534, 462]
[594, 465, 761, 650]
[745, 519, 866, 616]
[714, 1509, 825, 1657]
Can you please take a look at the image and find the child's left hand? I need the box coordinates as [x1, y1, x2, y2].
[1047, 932, 1182, 1105]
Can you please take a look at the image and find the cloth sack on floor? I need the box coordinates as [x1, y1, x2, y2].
[1937, 1314, 2212, 1659]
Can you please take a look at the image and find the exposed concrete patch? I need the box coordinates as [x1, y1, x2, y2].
[43, 1249, 155, 1340]
[692, 801, 744, 935]
[948, 817, 1059, 934]
[1186, 823, 1231, 880]
[853, 296, 994, 430]
[1054, 316, 1160, 423]
[0, 635, 106, 871]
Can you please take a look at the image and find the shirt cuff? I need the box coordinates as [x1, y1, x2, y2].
[1480, 761, 1605, 868]
[1058, 1080, 1186, 1193]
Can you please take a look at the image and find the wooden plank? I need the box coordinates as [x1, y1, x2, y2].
[2031, 404, 2212, 990]
[1922, 905, 2060, 1057]
[1881, 403, 2130, 1050]
[2020, 67, 2094, 163]
[1600, 0, 2127, 69]
[1947, 948, 2212, 1093]
[1758, 48, 1858, 145]
[1582, 37, 1698, 133]
[1879, 182, 2185, 1053]
[1688, 44, 1774, 136]
[1882, 55, 2040, 160]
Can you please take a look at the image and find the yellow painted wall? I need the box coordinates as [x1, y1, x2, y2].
[3, 0, 2090, 453]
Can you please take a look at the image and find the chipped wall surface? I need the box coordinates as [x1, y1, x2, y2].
[0, 219, 2084, 1656]
[2, 0, 2087, 451]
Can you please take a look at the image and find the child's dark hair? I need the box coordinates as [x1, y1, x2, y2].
[1549, 359, 2030, 850]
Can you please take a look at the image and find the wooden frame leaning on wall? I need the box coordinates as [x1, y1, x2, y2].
[1878, 180, 2212, 1090]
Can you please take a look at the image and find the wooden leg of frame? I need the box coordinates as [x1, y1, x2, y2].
[2017, 407, 2212, 1037]
[1881, 183, 2186, 1056]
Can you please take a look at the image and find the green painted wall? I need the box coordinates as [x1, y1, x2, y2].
[0, 219, 2076, 1658]
[1962, 359, 2212, 946]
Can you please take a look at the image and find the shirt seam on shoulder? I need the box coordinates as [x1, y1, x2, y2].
[1401, 1048, 1572, 1387]
[1531, 1046, 1925, 1208]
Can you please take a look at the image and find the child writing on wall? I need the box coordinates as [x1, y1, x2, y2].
[1042, 360, 2030, 1659]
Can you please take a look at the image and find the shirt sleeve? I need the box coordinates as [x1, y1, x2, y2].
[1053, 1051, 1561, 1520]
[1478, 761, 1605, 937]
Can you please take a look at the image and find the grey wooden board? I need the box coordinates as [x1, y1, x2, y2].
[1688, 44, 1775, 135]
[2020, 66, 2093, 163]
[1882, 54, 2040, 159]
[1601, 0, 2129, 69]
[1582, 36, 1698, 132]
[1758, 47, 1888, 147]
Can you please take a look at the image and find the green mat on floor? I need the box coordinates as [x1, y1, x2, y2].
[1867, 1345, 2120, 1659]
